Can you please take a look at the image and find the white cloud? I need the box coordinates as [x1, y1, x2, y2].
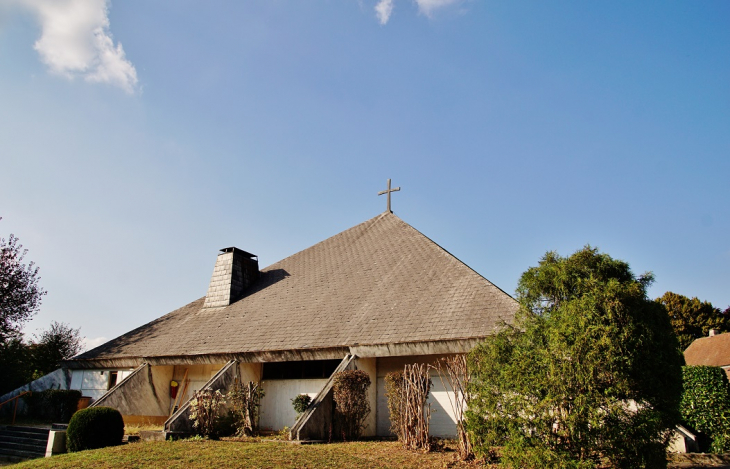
[83, 336, 108, 350]
[374, 0, 463, 25]
[414, 0, 462, 18]
[375, 0, 394, 25]
[16, 0, 138, 94]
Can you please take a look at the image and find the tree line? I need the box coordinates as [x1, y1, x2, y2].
[1, 218, 84, 396]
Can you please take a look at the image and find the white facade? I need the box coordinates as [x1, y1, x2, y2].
[70, 369, 134, 401]
[375, 374, 458, 438]
[69, 356, 461, 438]
[261, 355, 459, 438]
[375, 355, 459, 438]
[259, 379, 328, 431]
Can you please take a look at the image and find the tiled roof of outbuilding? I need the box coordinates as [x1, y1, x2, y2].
[74, 212, 517, 363]
[684, 333, 730, 368]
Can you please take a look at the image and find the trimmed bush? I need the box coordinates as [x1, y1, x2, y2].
[291, 394, 312, 417]
[66, 406, 124, 452]
[681, 366, 730, 453]
[23, 389, 81, 423]
[332, 370, 371, 440]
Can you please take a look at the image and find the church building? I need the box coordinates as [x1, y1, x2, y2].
[62, 205, 517, 439]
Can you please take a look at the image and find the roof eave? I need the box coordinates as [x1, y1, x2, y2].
[62, 337, 486, 369]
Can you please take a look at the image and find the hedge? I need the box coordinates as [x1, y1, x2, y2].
[681, 366, 730, 453]
[22, 389, 81, 423]
[66, 406, 124, 452]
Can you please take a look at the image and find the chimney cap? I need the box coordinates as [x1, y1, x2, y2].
[219, 247, 257, 259]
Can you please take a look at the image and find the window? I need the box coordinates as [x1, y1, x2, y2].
[108, 371, 118, 390]
[262, 360, 340, 380]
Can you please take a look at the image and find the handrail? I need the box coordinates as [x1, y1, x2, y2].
[0, 391, 31, 425]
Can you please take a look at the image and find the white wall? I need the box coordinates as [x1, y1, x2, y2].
[259, 379, 328, 431]
[428, 376, 460, 438]
[70, 369, 134, 402]
[375, 355, 459, 438]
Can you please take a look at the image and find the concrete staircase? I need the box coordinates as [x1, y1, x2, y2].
[0, 426, 49, 462]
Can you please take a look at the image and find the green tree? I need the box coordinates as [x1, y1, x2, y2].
[0, 218, 47, 341]
[0, 219, 48, 395]
[656, 292, 730, 351]
[0, 321, 85, 395]
[29, 321, 84, 379]
[467, 246, 684, 469]
[0, 336, 32, 395]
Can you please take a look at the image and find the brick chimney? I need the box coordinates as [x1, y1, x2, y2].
[203, 247, 259, 308]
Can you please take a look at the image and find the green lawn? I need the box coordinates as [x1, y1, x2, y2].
[13, 440, 483, 469]
[11, 439, 729, 468]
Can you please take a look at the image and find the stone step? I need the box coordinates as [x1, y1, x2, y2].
[1, 425, 49, 432]
[0, 433, 48, 446]
[0, 430, 49, 442]
[0, 446, 45, 459]
[0, 426, 49, 461]
[1, 426, 50, 436]
[0, 434, 47, 448]
[0, 440, 46, 454]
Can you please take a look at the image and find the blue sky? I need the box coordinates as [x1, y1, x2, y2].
[1, 0, 728, 349]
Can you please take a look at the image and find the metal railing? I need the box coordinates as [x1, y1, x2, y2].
[0, 391, 31, 425]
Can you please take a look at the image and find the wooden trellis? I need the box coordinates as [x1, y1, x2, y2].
[399, 363, 432, 451]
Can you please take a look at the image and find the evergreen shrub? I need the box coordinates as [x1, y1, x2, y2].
[23, 389, 81, 422]
[291, 394, 312, 417]
[681, 366, 730, 453]
[66, 406, 124, 452]
[466, 247, 684, 469]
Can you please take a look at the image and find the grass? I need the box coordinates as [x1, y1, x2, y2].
[12, 439, 484, 469]
[6, 436, 727, 468]
[122, 424, 163, 436]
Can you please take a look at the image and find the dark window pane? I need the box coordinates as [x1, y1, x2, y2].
[108, 371, 118, 390]
[262, 360, 340, 380]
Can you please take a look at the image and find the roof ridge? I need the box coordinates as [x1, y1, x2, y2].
[382, 213, 517, 302]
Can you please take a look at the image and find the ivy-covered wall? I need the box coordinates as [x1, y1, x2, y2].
[681, 365, 730, 453]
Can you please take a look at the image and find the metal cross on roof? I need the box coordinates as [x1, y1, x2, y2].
[378, 179, 401, 213]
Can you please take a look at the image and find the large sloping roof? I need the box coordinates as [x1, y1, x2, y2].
[684, 333, 730, 368]
[73, 212, 517, 365]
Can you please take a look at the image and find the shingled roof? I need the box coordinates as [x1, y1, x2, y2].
[684, 332, 730, 368]
[71, 212, 517, 367]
